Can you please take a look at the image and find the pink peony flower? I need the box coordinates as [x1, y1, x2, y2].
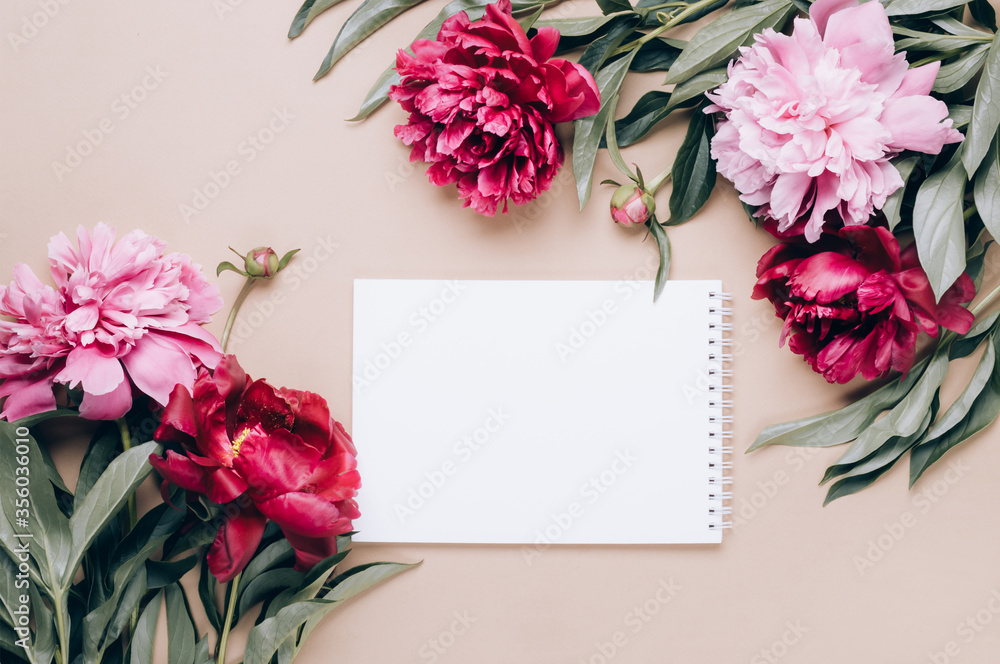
[0, 224, 224, 421]
[610, 182, 656, 227]
[753, 225, 975, 383]
[705, 0, 963, 242]
[389, 0, 600, 216]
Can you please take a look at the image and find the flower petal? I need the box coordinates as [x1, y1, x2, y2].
[207, 507, 267, 583]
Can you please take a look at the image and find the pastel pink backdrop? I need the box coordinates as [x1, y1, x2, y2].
[1, 1, 999, 662]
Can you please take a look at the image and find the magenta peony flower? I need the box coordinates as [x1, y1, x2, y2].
[753, 225, 975, 383]
[0, 224, 224, 420]
[389, 0, 600, 216]
[705, 0, 963, 242]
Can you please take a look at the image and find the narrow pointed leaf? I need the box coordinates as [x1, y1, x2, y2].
[913, 151, 968, 302]
[665, 107, 716, 225]
[884, 156, 920, 230]
[289, 0, 348, 39]
[962, 34, 1000, 174]
[647, 217, 671, 301]
[973, 132, 1000, 242]
[131, 592, 162, 664]
[165, 584, 197, 664]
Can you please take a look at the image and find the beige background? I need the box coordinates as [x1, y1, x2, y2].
[2, 1, 1000, 662]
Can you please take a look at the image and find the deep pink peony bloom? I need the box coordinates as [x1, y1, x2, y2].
[389, 0, 600, 216]
[753, 225, 975, 383]
[0, 224, 223, 420]
[705, 0, 963, 242]
[149, 356, 361, 581]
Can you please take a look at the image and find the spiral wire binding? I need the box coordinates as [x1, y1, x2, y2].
[707, 291, 733, 533]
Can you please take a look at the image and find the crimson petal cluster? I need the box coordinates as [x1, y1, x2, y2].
[754, 226, 975, 383]
[389, 0, 600, 216]
[0, 224, 223, 421]
[150, 355, 361, 581]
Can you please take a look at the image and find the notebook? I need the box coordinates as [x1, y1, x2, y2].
[351, 279, 732, 546]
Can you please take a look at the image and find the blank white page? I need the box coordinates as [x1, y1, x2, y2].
[352, 279, 724, 545]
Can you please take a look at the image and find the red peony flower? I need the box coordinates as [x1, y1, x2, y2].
[753, 225, 975, 383]
[388, 0, 600, 216]
[149, 355, 360, 581]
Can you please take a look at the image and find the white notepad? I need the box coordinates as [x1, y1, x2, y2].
[351, 279, 730, 545]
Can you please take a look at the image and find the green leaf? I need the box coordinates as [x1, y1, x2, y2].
[238, 569, 306, 620]
[933, 46, 990, 94]
[577, 16, 640, 75]
[748, 355, 931, 451]
[244, 599, 339, 664]
[665, 107, 716, 225]
[192, 637, 213, 664]
[631, 37, 682, 72]
[647, 217, 671, 302]
[667, 66, 727, 110]
[832, 351, 949, 467]
[314, 0, 430, 80]
[104, 567, 148, 651]
[664, 0, 794, 85]
[216, 261, 246, 278]
[893, 24, 991, 52]
[970, 0, 997, 30]
[913, 151, 968, 302]
[198, 550, 222, 634]
[146, 555, 198, 589]
[292, 550, 351, 603]
[277, 249, 300, 271]
[974, 132, 1000, 242]
[573, 52, 638, 209]
[66, 441, 160, 588]
[962, 35, 1000, 175]
[604, 94, 633, 179]
[950, 310, 1000, 359]
[609, 91, 673, 148]
[517, 5, 544, 31]
[83, 501, 186, 664]
[0, 422, 71, 592]
[885, 0, 967, 16]
[823, 404, 935, 504]
[27, 582, 56, 664]
[884, 156, 920, 230]
[239, 540, 295, 591]
[597, 0, 632, 15]
[536, 15, 622, 37]
[130, 592, 162, 664]
[288, 0, 348, 39]
[910, 334, 1000, 484]
[165, 584, 196, 664]
[75, 423, 119, 510]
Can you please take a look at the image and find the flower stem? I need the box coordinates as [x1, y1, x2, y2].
[612, 0, 721, 55]
[216, 573, 242, 664]
[646, 165, 673, 194]
[220, 277, 257, 353]
[972, 281, 1000, 318]
[54, 596, 70, 664]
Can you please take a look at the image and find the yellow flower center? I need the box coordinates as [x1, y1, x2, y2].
[231, 428, 251, 456]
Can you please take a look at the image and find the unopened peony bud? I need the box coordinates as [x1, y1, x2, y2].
[610, 183, 655, 227]
[246, 247, 280, 278]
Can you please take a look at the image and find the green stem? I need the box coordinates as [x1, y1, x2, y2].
[116, 417, 140, 642]
[612, 0, 720, 55]
[646, 165, 673, 194]
[909, 47, 966, 68]
[54, 596, 69, 664]
[972, 281, 1000, 318]
[220, 278, 257, 353]
[216, 574, 242, 664]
